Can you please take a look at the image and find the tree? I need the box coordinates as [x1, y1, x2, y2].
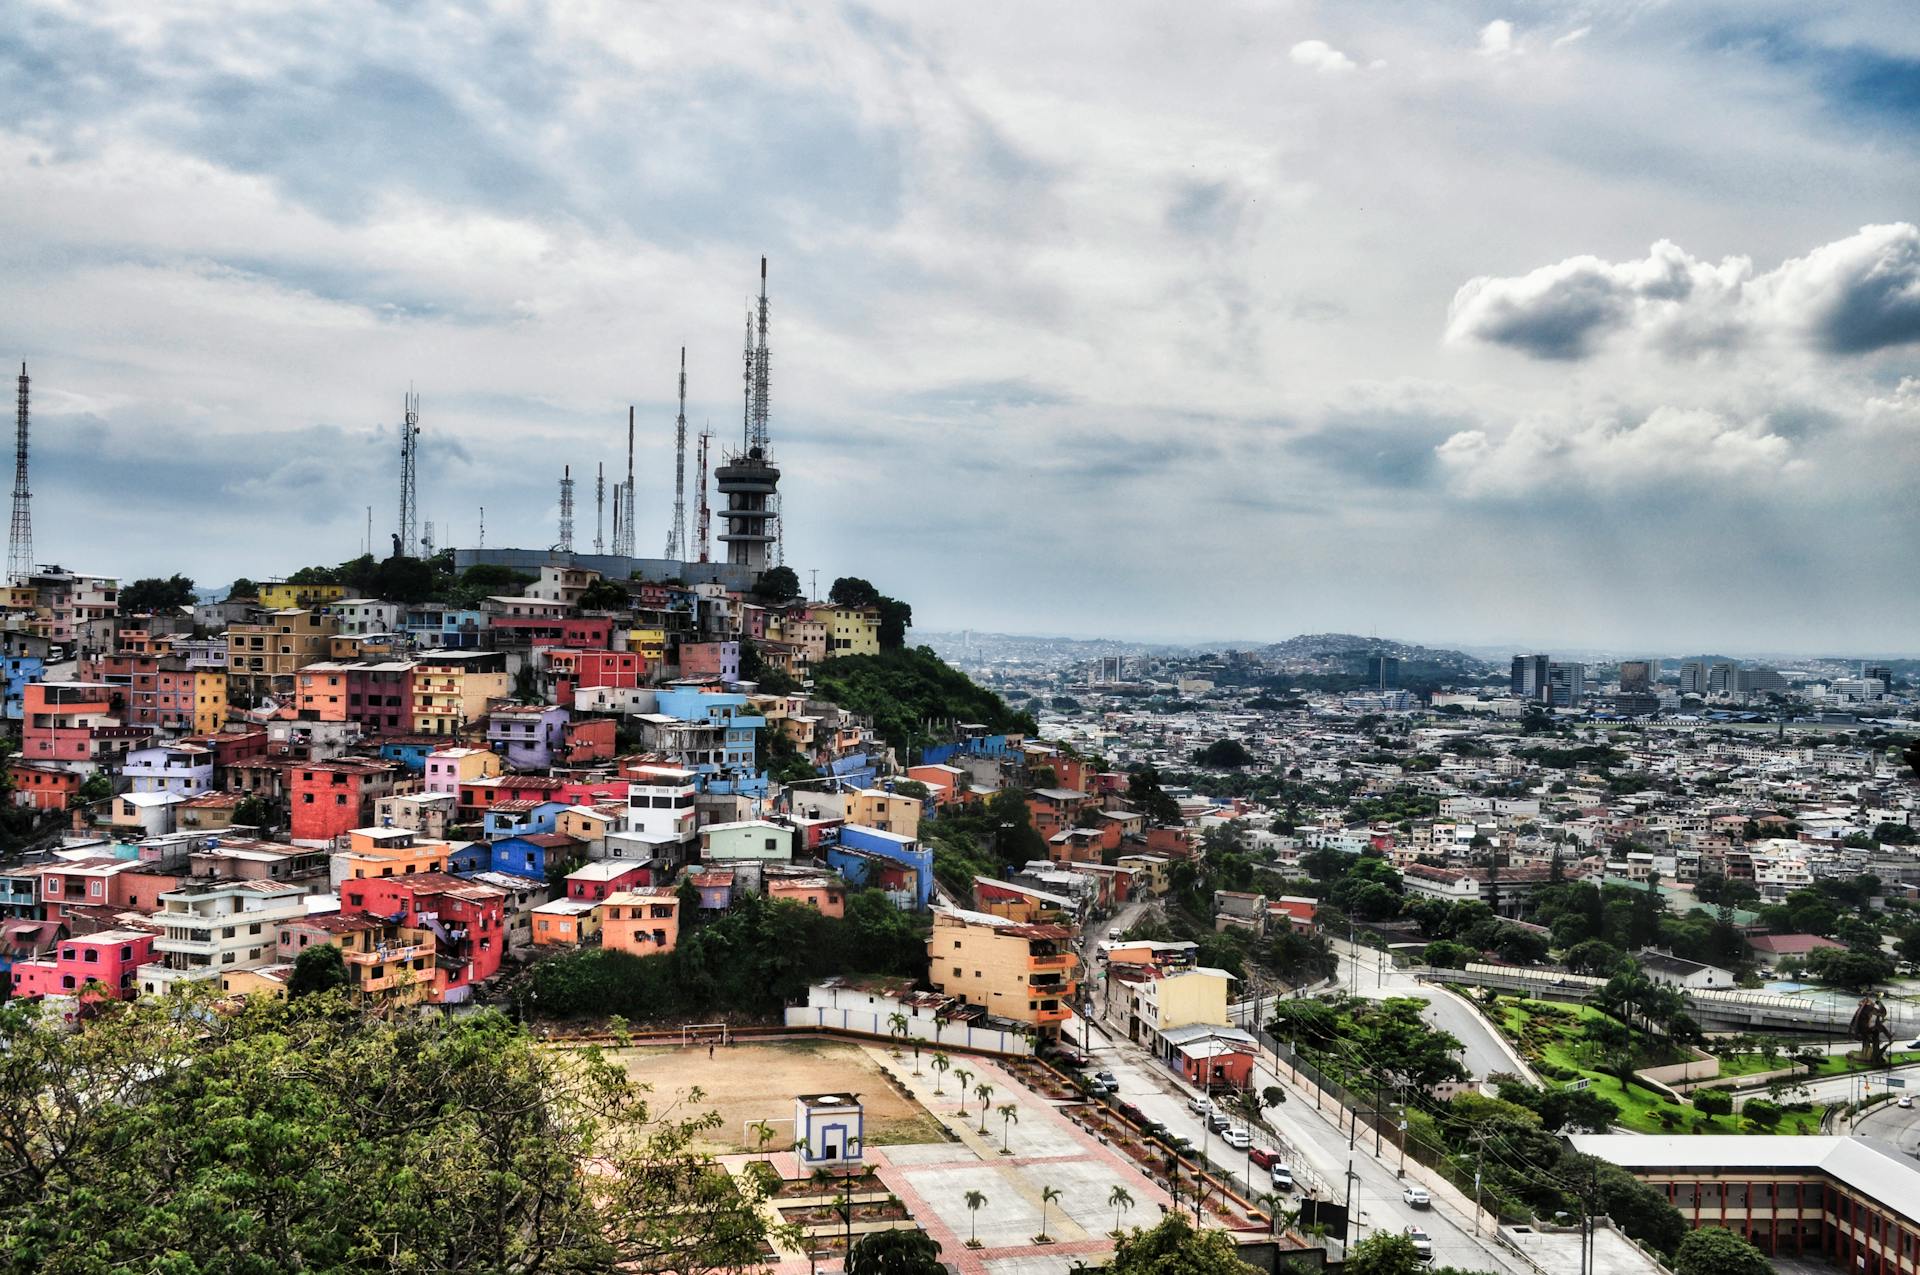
[1673, 1226, 1771, 1275]
[0, 992, 785, 1273]
[975, 1082, 995, 1134]
[1107, 1212, 1259, 1274]
[998, 1102, 1018, 1151]
[73, 773, 111, 808]
[1194, 739, 1255, 769]
[1422, 940, 1477, 970]
[953, 1068, 974, 1115]
[287, 942, 350, 997]
[1036, 1184, 1061, 1243]
[828, 577, 882, 607]
[232, 794, 275, 829]
[963, 1189, 987, 1247]
[930, 1051, 950, 1094]
[1807, 945, 1893, 990]
[846, 1227, 944, 1275]
[1343, 1232, 1426, 1275]
[876, 597, 913, 650]
[227, 577, 259, 600]
[754, 565, 801, 602]
[1108, 1184, 1135, 1235]
[577, 579, 632, 611]
[1692, 1087, 1733, 1126]
[120, 574, 197, 613]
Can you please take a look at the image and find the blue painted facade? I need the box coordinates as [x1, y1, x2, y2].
[825, 751, 879, 791]
[2, 656, 44, 722]
[828, 825, 932, 909]
[447, 843, 490, 874]
[378, 740, 436, 772]
[917, 734, 1012, 768]
[483, 800, 568, 841]
[653, 687, 768, 797]
[488, 834, 576, 881]
[402, 606, 488, 650]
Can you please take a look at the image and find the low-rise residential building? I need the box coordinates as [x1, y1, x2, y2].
[288, 759, 409, 843]
[599, 889, 681, 957]
[926, 908, 1079, 1036]
[10, 929, 156, 1001]
[138, 879, 312, 997]
[275, 913, 437, 1006]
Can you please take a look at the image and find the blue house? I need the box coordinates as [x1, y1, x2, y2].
[2, 655, 44, 723]
[483, 799, 569, 841]
[652, 687, 768, 797]
[488, 832, 583, 882]
[446, 842, 490, 875]
[827, 825, 933, 910]
[378, 739, 437, 773]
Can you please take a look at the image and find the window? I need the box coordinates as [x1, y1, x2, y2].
[61, 975, 75, 990]
[221, 952, 236, 964]
[83, 948, 98, 962]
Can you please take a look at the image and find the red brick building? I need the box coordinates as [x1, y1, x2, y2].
[288, 759, 408, 843]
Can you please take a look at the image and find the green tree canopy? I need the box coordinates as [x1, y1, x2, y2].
[845, 1227, 944, 1275]
[1108, 1213, 1258, 1275]
[1344, 1232, 1426, 1275]
[1194, 739, 1255, 768]
[119, 574, 196, 613]
[287, 942, 349, 997]
[0, 992, 782, 1273]
[754, 565, 801, 602]
[1673, 1226, 1770, 1275]
[577, 578, 634, 611]
[828, 577, 882, 607]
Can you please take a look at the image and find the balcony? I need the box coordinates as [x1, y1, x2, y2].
[1028, 951, 1075, 971]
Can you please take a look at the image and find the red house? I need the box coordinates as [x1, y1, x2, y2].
[564, 860, 654, 902]
[5, 762, 81, 811]
[9, 928, 156, 1001]
[339, 872, 505, 1002]
[561, 717, 617, 765]
[544, 648, 646, 702]
[289, 759, 407, 843]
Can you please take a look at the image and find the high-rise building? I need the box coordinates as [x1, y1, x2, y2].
[1367, 654, 1401, 690]
[1611, 691, 1660, 717]
[1732, 667, 1786, 696]
[1511, 654, 1551, 701]
[1619, 660, 1655, 693]
[1865, 664, 1894, 688]
[1708, 661, 1737, 696]
[1679, 660, 1708, 696]
[1546, 662, 1585, 707]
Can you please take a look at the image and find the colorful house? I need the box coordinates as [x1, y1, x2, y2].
[10, 929, 156, 1001]
[829, 825, 932, 909]
[337, 872, 506, 1003]
[530, 898, 600, 947]
[288, 759, 408, 844]
[423, 746, 500, 798]
[563, 859, 653, 903]
[274, 913, 437, 1006]
[488, 832, 583, 882]
[410, 651, 510, 737]
[487, 704, 569, 770]
[598, 889, 680, 957]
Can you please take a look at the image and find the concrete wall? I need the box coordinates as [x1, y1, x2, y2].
[783, 1004, 1035, 1056]
[453, 547, 755, 592]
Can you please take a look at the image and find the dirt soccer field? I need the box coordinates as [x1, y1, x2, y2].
[609, 1039, 949, 1154]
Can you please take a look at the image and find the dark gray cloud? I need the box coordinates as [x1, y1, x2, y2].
[1447, 224, 1920, 360]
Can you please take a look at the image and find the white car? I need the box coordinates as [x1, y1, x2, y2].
[1223, 1128, 1251, 1150]
[1404, 1225, 1434, 1262]
[1900, 1096, 1914, 1109]
[1403, 1185, 1431, 1208]
[1187, 1095, 1212, 1116]
[1270, 1163, 1295, 1191]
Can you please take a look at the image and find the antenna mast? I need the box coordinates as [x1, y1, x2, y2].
[752, 257, 771, 453]
[695, 425, 712, 563]
[10, 364, 30, 581]
[742, 309, 754, 450]
[479, 505, 485, 549]
[558, 465, 575, 553]
[667, 346, 688, 560]
[618, 406, 636, 558]
[595, 462, 605, 554]
[397, 389, 420, 557]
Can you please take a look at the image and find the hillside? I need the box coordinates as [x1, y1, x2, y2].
[811, 646, 1038, 760]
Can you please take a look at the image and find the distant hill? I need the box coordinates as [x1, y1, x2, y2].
[1259, 633, 1494, 673]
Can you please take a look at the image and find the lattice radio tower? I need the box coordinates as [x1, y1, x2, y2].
[594, 462, 605, 554]
[751, 257, 783, 565]
[397, 389, 420, 557]
[557, 465, 575, 553]
[8, 364, 31, 581]
[666, 346, 688, 560]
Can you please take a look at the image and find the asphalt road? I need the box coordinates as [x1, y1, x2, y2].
[1327, 941, 1537, 1082]
[1071, 1009, 1535, 1275]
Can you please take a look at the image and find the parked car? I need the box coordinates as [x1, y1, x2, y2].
[1052, 1046, 1090, 1068]
[1270, 1163, 1294, 1191]
[1223, 1128, 1252, 1150]
[1901, 1095, 1914, 1109]
[1249, 1146, 1280, 1170]
[1403, 1185, 1431, 1208]
[1095, 1071, 1118, 1088]
[1207, 1112, 1231, 1133]
[1084, 1080, 1111, 1098]
[1116, 1101, 1145, 1124]
[1164, 1135, 1195, 1155]
[1404, 1225, 1433, 1262]
[1187, 1095, 1212, 1116]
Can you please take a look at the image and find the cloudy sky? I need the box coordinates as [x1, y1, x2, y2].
[2, 2, 1917, 654]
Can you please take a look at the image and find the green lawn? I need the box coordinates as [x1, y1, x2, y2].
[1490, 998, 1829, 1135]
[1705, 1049, 1920, 1081]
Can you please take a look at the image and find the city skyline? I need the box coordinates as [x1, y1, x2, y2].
[1, 3, 1916, 650]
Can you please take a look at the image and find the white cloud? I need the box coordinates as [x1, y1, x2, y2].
[1477, 19, 1518, 59]
[1436, 405, 1795, 497]
[1552, 27, 1591, 49]
[1446, 224, 1920, 360]
[1289, 40, 1356, 74]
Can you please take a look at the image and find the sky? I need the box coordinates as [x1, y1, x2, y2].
[1, 1, 1917, 655]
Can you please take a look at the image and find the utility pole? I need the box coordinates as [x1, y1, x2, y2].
[1471, 1128, 1487, 1236]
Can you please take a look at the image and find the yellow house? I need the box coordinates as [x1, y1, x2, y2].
[411, 654, 511, 737]
[1140, 966, 1232, 1032]
[192, 669, 228, 735]
[554, 805, 621, 844]
[226, 608, 339, 698]
[257, 582, 348, 611]
[424, 746, 501, 794]
[219, 966, 293, 1000]
[335, 828, 451, 881]
[844, 788, 921, 839]
[810, 605, 880, 658]
[1118, 854, 1173, 897]
[625, 626, 668, 664]
[926, 909, 1079, 1036]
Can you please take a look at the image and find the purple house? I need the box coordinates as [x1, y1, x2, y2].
[488, 704, 569, 770]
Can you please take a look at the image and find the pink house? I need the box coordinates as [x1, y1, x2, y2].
[564, 860, 654, 902]
[10, 928, 156, 1001]
[679, 641, 740, 682]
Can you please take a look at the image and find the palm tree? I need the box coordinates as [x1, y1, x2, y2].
[1108, 1184, 1134, 1235]
[1036, 1184, 1061, 1243]
[749, 1119, 777, 1164]
[964, 1189, 988, 1248]
[887, 1011, 909, 1056]
[998, 1102, 1019, 1153]
[930, 1051, 951, 1094]
[1258, 1190, 1296, 1237]
[975, 1082, 995, 1134]
[954, 1067, 974, 1115]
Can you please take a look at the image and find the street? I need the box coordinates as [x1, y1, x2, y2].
[1069, 1008, 1538, 1275]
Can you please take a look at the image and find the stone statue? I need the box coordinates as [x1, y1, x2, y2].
[1851, 995, 1894, 1070]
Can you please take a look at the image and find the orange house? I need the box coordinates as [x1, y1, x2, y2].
[766, 875, 846, 918]
[598, 889, 680, 957]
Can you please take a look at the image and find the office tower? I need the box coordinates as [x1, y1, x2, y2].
[1367, 654, 1401, 690]
[1679, 660, 1708, 696]
[1511, 654, 1551, 701]
[1546, 661, 1585, 707]
[1619, 660, 1654, 693]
